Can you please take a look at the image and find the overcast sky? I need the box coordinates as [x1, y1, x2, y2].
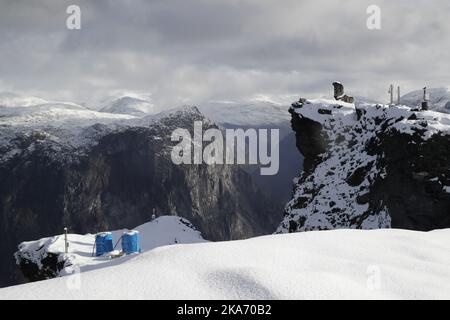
[0, 0, 448, 108]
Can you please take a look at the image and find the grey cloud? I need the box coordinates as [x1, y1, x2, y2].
[0, 0, 448, 108]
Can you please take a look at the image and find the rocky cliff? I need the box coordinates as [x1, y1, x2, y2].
[277, 98, 450, 233]
[0, 106, 280, 287]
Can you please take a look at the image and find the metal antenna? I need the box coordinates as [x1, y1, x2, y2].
[397, 86, 401, 105]
[388, 84, 394, 105]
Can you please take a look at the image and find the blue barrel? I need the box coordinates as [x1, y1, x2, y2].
[95, 232, 113, 256]
[122, 230, 141, 254]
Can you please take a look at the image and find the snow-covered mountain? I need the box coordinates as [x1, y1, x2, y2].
[2, 228, 450, 299]
[0, 101, 138, 164]
[199, 100, 291, 128]
[401, 87, 450, 114]
[0, 92, 48, 107]
[0, 101, 134, 129]
[278, 98, 450, 233]
[99, 95, 158, 116]
[14, 216, 206, 281]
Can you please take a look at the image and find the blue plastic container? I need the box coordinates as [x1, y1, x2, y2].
[95, 232, 113, 256]
[122, 230, 141, 254]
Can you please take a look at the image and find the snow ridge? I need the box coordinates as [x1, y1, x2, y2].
[3, 228, 450, 299]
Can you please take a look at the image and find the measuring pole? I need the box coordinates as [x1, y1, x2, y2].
[64, 227, 69, 254]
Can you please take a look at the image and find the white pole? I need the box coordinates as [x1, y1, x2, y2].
[64, 227, 68, 254]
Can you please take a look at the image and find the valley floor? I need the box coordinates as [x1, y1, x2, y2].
[1, 228, 449, 300]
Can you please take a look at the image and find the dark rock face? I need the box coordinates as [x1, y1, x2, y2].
[372, 132, 450, 229]
[288, 108, 326, 174]
[346, 163, 373, 187]
[15, 251, 65, 282]
[278, 99, 450, 233]
[0, 107, 280, 286]
[248, 126, 304, 212]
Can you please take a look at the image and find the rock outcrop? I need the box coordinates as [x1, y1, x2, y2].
[277, 98, 450, 233]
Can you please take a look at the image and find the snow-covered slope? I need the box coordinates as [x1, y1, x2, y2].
[0, 102, 134, 127]
[14, 216, 206, 280]
[0, 93, 141, 155]
[2, 228, 450, 299]
[401, 87, 450, 114]
[290, 98, 450, 139]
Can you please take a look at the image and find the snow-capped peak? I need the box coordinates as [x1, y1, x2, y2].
[99, 94, 157, 116]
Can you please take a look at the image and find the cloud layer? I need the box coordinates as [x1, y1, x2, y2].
[0, 0, 448, 108]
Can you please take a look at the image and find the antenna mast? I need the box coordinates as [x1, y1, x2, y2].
[388, 84, 394, 105]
